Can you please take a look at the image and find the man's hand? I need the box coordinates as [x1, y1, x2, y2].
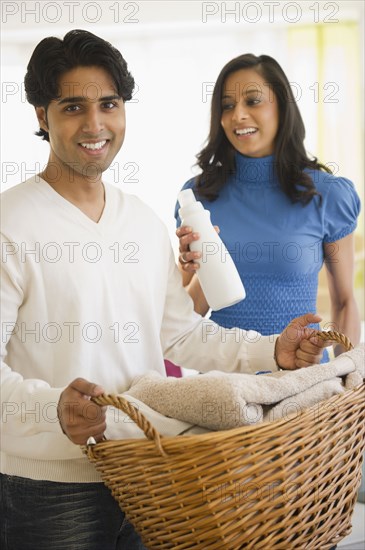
[275, 314, 332, 370]
[57, 378, 106, 444]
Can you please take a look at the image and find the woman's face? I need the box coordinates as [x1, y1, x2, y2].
[220, 68, 279, 158]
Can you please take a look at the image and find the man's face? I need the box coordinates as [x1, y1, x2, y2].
[36, 65, 126, 183]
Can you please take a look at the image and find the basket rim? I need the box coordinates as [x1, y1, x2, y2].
[84, 382, 364, 455]
[87, 329, 355, 453]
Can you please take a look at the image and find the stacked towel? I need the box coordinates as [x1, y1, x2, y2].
[125, 345, 364, 430]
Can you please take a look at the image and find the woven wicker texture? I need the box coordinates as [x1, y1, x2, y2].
[84, 332, 364, 549]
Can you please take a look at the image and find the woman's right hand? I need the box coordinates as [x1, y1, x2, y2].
[176, 225, 201, 273]
[176, 225, 212, 315]
[176, 225, 220, 273]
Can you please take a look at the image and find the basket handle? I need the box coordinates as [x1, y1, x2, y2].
[90, 393, 167, 456]
[314, 330, 353, 351]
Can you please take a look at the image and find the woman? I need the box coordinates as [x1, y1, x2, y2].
[176, 54, 361, 359]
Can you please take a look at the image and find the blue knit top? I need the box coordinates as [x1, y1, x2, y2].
[175, 153, 360, 338]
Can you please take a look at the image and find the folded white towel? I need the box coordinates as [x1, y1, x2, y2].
[125, 345, 364, 430]
[104, 395, 210, 440]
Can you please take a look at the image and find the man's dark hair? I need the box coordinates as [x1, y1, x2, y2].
[24, 29, 135, 142]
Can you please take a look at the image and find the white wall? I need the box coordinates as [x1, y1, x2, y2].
[1, 0, 364, 248]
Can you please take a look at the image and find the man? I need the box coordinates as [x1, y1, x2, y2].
[1, 30, 329, 550]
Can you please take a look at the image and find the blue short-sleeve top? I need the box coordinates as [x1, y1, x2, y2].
[175, 153, 360, 336]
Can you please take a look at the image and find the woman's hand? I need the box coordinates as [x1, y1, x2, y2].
[176, 225, 220, 272]
[176, 225, 201, 272]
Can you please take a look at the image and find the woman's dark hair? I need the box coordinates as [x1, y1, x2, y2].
[195, 54, 330, 204]
[24, 29, 135, 142]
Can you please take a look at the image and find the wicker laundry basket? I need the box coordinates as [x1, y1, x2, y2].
[84, 332, 365, 549]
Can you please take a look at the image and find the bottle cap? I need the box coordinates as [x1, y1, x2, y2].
[178, 189, 196, 207]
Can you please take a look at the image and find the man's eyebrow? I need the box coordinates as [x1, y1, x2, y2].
[57, 94, 121, 105]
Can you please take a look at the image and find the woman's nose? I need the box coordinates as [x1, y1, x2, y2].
[232, 102, 249, 121]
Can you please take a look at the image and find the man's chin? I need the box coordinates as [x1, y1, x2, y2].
[77, 162, 107, 180]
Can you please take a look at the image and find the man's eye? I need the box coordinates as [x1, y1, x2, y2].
[102, 102, 117, 109]
[65, 105, 80, 112]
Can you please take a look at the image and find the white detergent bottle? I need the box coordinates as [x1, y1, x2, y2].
[178, 188, 246, 311]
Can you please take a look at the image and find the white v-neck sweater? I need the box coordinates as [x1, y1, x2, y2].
[1, 176, 277, 482]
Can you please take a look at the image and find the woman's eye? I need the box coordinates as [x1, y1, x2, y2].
[247, 99, 260, 106]
[222, 103, 234, 111]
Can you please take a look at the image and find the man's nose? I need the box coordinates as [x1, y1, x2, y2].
[82, 107, 104, 134]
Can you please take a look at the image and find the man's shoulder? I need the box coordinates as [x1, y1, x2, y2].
[1, 177, 38, 218]
[105, 183, 166, 225]
[1, 177, 35, 200]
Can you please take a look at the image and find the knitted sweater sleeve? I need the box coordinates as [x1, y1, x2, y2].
[1, 234, 71, 450]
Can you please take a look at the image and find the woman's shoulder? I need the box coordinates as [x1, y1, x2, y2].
[180, 177, 198, 192]
[306, 168, 356, 195]
[307, 170, 362, 242]
[307, 169, 360, 210]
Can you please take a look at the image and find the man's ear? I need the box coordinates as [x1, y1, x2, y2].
[35, 107, 48, 131]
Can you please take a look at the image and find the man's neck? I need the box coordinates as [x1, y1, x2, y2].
[39, 164, 106, 223]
